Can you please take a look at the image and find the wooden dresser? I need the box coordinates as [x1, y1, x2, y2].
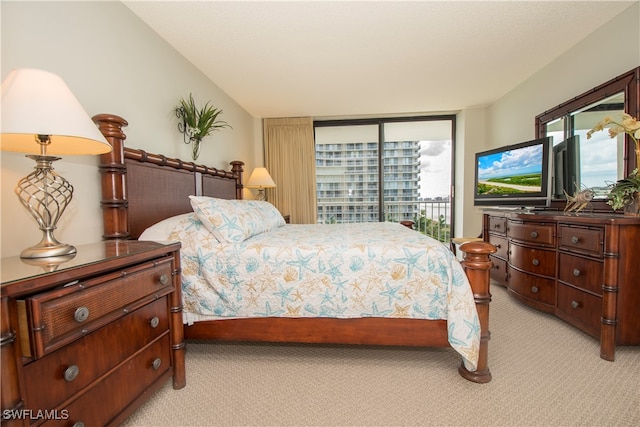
[483, 209, 640, 360]
[1, 241, 185, 426]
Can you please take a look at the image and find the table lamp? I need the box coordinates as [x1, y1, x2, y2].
[245, 167, 276, 201]
[1, 68, 112, 259]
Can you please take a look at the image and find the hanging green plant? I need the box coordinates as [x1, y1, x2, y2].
[174, 93, 231, 160]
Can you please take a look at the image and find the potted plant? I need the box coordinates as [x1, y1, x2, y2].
[587, 113, 640, 215]
[606, 174, 640, 213]
[174, 93, 231, 160]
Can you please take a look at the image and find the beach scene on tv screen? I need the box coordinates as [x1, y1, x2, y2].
[477, 144, 543, 195]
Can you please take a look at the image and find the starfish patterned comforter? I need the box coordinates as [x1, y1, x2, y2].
[139, 198, 481, 370]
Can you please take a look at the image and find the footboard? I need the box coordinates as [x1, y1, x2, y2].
[457, 240, 496, 383]
[184, 240, 497, 383]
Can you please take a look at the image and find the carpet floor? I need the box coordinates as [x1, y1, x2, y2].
[122, 285, 640, 426]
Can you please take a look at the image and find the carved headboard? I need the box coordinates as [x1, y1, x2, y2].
[94, 114, 244, 240]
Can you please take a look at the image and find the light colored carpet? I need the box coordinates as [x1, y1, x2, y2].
[122, 285, 640, 426]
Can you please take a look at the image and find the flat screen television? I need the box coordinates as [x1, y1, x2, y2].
[474, 137, 552, 208]
[552, 135, 580, 199]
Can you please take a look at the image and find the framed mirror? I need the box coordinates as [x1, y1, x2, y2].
[536, 67, 639, 210]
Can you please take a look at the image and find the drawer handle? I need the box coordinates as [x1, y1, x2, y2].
[571, 236, 579, 244]
[152, 358, 162, 370]
[531, 231, 538, 239]
[532, 259, 540, 266]
[159, 274, 170, 286]
[531, 286, 539, 293]
[573, 269, 581, 277]
[494, 244, 501, 249]
[64, 365, 80, 382]
[571, 300, 581, 309]
[74, 307, 89, 323]
[150, 316, 160, 328]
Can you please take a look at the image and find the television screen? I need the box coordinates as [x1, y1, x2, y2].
[552, 135, 580, 199]
[474, 137, 552, 207]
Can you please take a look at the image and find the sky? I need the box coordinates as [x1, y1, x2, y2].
[564, 131, 618, 191]
[477, 144, 543, 180]
[418, 139, 451, 199]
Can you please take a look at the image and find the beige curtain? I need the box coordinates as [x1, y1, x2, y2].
[263, 117, 317, 224]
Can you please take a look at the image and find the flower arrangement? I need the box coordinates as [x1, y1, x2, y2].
[587, 113, 640, 213]
[174, 93, 231, 160]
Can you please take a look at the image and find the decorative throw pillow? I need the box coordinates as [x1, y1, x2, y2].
[189, 196, 285, 243]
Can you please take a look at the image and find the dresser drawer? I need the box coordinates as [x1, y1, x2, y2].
[488, 216, 507, 236]
[556, 284, 601, 338]
[23, 297, 169, 413]
[27, 257, 173, 356]
[488, 234, 508, 260]
[558, 225, 604, 258]
[42, 334, 171, 427]
[507, 220, 555, 246]
[558, 253, 603, 295]
[508, 268, 556, 306]
[508, 242, 555, 277]
[489, 255, 508, 287]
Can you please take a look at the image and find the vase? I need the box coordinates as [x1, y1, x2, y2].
[191, 138, 202, 161]
[624, 192, 640, 216]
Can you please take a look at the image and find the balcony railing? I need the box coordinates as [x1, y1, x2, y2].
[317, 200, 451, 243]
[385, 200, 451, 243]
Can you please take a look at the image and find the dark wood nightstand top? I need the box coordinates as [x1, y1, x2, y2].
[1, 240, 180, 297]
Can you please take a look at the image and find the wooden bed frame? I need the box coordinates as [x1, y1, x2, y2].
[95, 113, 497, 383]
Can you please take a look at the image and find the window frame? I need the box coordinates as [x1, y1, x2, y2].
[314, 114, 457, 230]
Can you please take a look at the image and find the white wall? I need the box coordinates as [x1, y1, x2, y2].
[455, 108, 487, 240]
[1, 1, 258, 257]
[487, 2, 639, 146]
[460, 2, 640, 236]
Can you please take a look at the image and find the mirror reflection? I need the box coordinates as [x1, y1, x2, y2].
[544, 92, 624, 199]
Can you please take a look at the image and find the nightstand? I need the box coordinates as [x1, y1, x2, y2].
[0, 240, 185, 426]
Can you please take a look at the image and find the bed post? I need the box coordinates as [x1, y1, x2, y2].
[230, 160, 244, 200]
[94, 114, 130, 240]
[457, 241, 496, 383]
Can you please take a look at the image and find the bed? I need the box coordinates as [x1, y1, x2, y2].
[94, 113, 497, 383]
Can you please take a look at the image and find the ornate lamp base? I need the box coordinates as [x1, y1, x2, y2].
[15, 153, 75, 259]
[20, 252, 76, 272]
[20, 228, 77, 259]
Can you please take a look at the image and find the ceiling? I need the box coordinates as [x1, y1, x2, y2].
[123, 1, 636, 119]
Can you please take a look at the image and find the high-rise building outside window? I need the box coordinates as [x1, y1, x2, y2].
[314, 117, 455, 242]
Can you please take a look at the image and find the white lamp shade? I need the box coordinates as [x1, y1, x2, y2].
[246, 167, 276, 188]
[0, 68, 112, 155]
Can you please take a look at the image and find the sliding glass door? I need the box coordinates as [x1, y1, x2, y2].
[314, 116, 455, 242]
[315, 123, 379, 223]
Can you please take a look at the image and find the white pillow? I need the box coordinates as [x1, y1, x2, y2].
[189, 196, 285, 243]
[139, 213, 198, 241]
[248, 199, 287, 228]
